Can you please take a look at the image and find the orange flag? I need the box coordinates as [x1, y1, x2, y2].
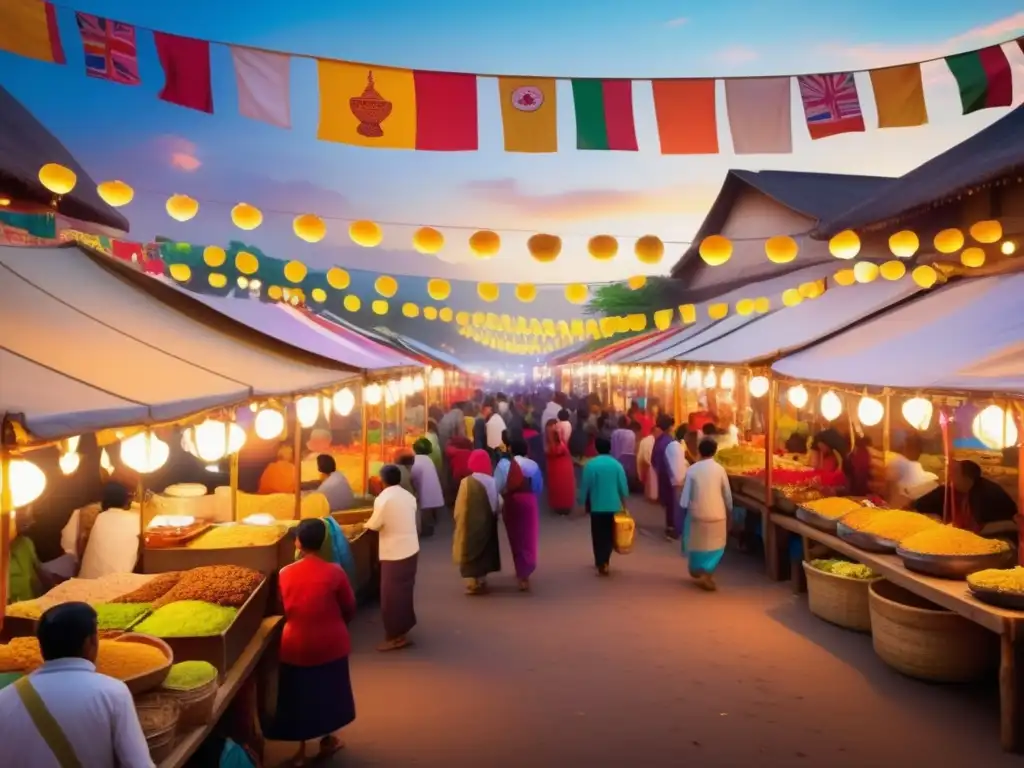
[869, 63, 928, 128]
[0, 0, 64, 63]
[652, 79, 718, 154]
[498, 77, 557, 153]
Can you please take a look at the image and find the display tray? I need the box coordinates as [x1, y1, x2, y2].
[142, 530, 293, 576]
[114, 633, 174, 695]
[331, 506, 374, 526]
[968, 585, 1024, 611]
[144, 524, 213, 549]
[1, 616, 36, 641]
[836, 522, 898, 554]
[796, 506, 840, 534]
[896, 548, 1014, 580]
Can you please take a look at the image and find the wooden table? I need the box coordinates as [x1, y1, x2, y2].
[769, 513, 1024, 752]
[732, 492, 784, 582]
[159, 616, 283, 768]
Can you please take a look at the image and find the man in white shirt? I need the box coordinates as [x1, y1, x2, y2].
[665, 426, 690, 516]
[365, 465, 420, 653]
[482, 401, 506, 454]
[76, 484, 142, 581]
[315, 454, 355, 511]
[678, 439, 733, 591]
[0, 602, 153, 767]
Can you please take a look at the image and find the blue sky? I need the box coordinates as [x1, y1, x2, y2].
[2, 0, 1023, 297]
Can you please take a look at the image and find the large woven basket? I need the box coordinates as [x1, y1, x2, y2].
[160, 677, 218, 728]
[868, 580, 998, 683]
[802, 562, 878, 632]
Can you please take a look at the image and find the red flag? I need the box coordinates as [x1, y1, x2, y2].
[154, 32, 213, 113]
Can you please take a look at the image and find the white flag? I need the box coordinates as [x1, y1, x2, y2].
[725, 77, 792, 155]
[231, 46, 291, 128]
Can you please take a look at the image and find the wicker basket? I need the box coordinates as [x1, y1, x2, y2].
[802, 562, 878, 632]
[160, 677, 218, 728]
[868, 580, 998, 683]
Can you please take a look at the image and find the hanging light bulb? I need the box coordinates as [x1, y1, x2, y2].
[100, 448, 114, 476]
[333, 388, 356, 417]
[972, 405, 1018, 450]
[787, 385, 808, 409]
[65, 436, 81, 454]
[857, 396, 885, 427]
[0, 458, 47, 508]
[902, 397, 933, 431]
[413, 374, 425, 392]
[820, 390, 843, 422]
[254, 408, 285, 440]
[703, 368, 718, 389]
[748, 375, 770, 398]
[400, 376, 415, 396]
[59, 451, 81, 476]
[296, 396, 320, 428]
[184, 420, 246, 463]
[429, 368, 445, 387]
[119, 432, 170, 474]
[364, 383, 383, 406]
[686, 369, 702, 390]
[720, 369, 736, 390]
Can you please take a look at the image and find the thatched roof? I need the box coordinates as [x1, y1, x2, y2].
[0, 84, 128, 231]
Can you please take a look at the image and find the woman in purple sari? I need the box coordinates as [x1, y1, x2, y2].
[498, 439, 542, 592]
[649, 414, 678, 540]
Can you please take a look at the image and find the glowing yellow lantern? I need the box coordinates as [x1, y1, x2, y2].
[254, 408, 285, 440]
[735, 298, 755, 316]
[208, 273, 227, 289]
[634, 235, 664, 265]
[320, 267, 348, 291]
[426, 278, 451, 301]
[96, 179, 133, 207]
[527, 234, 561, 263]
[332, 388, 356, 417]
[653, 308, 673, 331]
[911, 265, 938, 288]
[311, 288, 327, 303]
[787, 385, 808, 409]
[820, 391, 843, 422]
[753, 297, 771, 314]
[38, 163, 76, 195]
[168, 263, 191, 283]
[708, 302, 728, 320]
[972, 405, 1018, 450]
[423, 306, 438, 320]
[293, 213, 326, 243]
[782, 288, 802, 307]
[970, 220, 1002, 244]
[439, 307, 454, 322]
[833, 269, 856, 287]
[350, 220, 383, 247]
[1002, 241, 1017, 256]
[363, 384, 383, 406]
[627, 314, 647, 332]
[372, 299, 389, 315]
[933, 228, 964, 254]
[565, 283, 588, 304]
[231, 250, 256, 275]
[402, 302, 420, 318]
[231, 203, 263, 230]
[515, 283, 537, 303]
[853, 261, 879, 284]
[456, 311, 470, 326]
[412, 226, 444, 254]
[857, 396, 884, 427]
[478, 282, 500, 302]
[184, 419, 246, 462]
[889, 230, 919, 258]
[748, 375, 770, 398]
[679, 304, 697, 324]
[829, 230, 860, 260]
[1, 458, 47, 508]
[472, 312, 486, 327]
[588, 235, 618, 261]
[283, 260, 307, 284]
[201, 245, 225, 268]
[627, 275, 647, 290]
[902, 397, 933, 430]
[267, 285, 283, 301]
[699, 235, 732, 266]
[119, 432, 170, 474]
[343, 295, 361, 312]
[166, 194, 199, 222]
[765, 235, 798, 264]
[375, 275, 398, 298]
[960, 247, 985, 268]
[469, 230, 501, 258]
[879, 260, 906, 281]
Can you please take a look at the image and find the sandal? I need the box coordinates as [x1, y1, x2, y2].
[319, 735, 344, 759]
[377, 636, 413, 652]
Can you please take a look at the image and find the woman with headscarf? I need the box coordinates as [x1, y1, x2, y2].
[496, 439, 542, 591]
[544, 418, 576, 516]
[452, 449, 502, 595]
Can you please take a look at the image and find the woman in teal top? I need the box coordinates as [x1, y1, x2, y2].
[577, 437, 629, 575]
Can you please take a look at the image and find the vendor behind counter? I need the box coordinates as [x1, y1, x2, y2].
[913, 459, 1018, 535]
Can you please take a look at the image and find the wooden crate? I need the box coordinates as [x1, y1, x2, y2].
[142, 532, 293, 576]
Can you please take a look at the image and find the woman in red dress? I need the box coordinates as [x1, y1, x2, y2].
[544, 418, 576, 516]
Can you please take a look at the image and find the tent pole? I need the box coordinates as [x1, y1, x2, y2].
[764, 377, 778, 580]
[229, 452, 239, 522]
[292, 401, 302, 521]
[883, 391, 892, 454]
[0, 451, 11, 633]
[361, 386, 370, 497]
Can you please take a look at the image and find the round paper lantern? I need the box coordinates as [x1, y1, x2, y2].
[857, 396, 884, 427]
[326, 267, 350, 291]
[59, 451, 80, 476]
[820, 391, 843, 422]
[254, 408, 285, 440]
[375, 275, 398, 298]
[439, 307, 453, 322]
[168, 263, 191, 283]
[889, 230, 919, 258]
[748, 375, 770, 398]
[753, 297, 771, 314]
[402, 302, 420, 318]
[203, 245, 226, 268]
[653, 308, 673, 331]
[310, 288, 327, 303]
[708, 302, 728, 320]
[787, 385, 808, 409]
[879, 260, 906, 281]
[972, 405, 1018, 450]
[363, 383, 383, 406]
[455, 311, 470, 326]
[735, 298, 755, 316]
[833, 269, 856, 287]
[235, 250, 259, 275]
[350, 220, 383, 247]
[267, 285, 283, 301]
[699, 235, 732, 266]
[343, 295, 361, 312]
[120, 432, 170, 474]
[184, 419, 246, 462]
[720, 369, 737, 390]
[423, 306, 438, 320]
[412, 226, 444, 254]
[231, 203, 263, 231]
[627, 314, 646, 332]
[38, 163, 76, 195]
[853, 261, 879, 284]
[427, 278, 450, 301]
[515, 283, 537, 303]
[565, 283, 588, 304]
[961, 247, 985, 268]
[782, 288, 803, 307]
[333, 388, 356, 417]
[1002, 241, 1017, 255]
[478, 282, 500, 302]
[1, 458, 47, 508]
[283, 260, 307, 284]
[634, 235, 664, 265]
[208, 273, 228, 289]
[166, 194, 199, 222]
[588, 235, 618, 261]
[679, 304, 697, 324]
[970, 220, 1003, 244]
[765, 235, 798, 264]
[829, 230, 860, 260]
[911, 265, 938, 289]
[293, 214, 326, 243]
[295, 397, 320, 429]
[372, 299, 389, 315]
[800, 281, 824, 299]
[96, 180, 133, 207]
[933, 228, 964, 254]
[469, 230, 501, 258]
[627, 275, 647, 290]
[527, 234, 561, 263]
[902, 397, 933, 431]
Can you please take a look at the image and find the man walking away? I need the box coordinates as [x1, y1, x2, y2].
[578, 437, 629, 576]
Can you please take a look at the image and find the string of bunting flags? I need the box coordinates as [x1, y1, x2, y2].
[3, 0, 1023, 154]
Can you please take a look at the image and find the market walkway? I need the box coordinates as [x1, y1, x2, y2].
[268, 498, 1013, 767]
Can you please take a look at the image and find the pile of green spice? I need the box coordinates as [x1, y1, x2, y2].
[162, 660, 218, 691]
[93, 603, 152, 631]
[134, 601, 238, 637]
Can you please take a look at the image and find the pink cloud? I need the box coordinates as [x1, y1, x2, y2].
[712, 45, 759, 66]
[664, 17, 688, 28]
[170, 152, 201, 171]
[153, 135, 202, 172]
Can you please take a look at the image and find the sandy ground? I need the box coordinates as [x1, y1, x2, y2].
[266, 496, 1014, 767]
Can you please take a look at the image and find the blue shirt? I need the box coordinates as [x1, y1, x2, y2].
[578, 455, 629, 513]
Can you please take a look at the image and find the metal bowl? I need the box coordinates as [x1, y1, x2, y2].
[836, 522, 898, 554]
[968, 585, 1024, 611]
[796, 506, 840, 534]
[896, 548, 1014, 580]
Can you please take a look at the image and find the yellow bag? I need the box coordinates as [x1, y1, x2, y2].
[613, 510, 635, 555]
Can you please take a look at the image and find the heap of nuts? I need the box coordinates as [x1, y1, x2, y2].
[152, 565, 263, 609]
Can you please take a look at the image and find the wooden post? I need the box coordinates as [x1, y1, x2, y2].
[292, 402, 302, 520]
[0, 451, 11, 632]
[882, 391, 892, 454]
[764, 377, 780, 581]
[605, 369, 612, 409]
[229, 452, 239, 522]
[361, 390, 370, 496]
[673, 365, 683, 424]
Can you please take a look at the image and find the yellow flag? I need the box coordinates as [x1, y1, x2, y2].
[0, 0, 64, 63]
[498, 77, 557, 153]
[869, 64, 928, 128]
[318, 61, 416, 149]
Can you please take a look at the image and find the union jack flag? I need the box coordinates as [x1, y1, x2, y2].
[75, 13, 140, 85]
[797, 72, 864, 139]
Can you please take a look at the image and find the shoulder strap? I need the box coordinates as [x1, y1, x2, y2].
[15, 677, 84, 768]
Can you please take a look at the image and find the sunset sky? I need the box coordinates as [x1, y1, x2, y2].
[2, 0, 1023, 296]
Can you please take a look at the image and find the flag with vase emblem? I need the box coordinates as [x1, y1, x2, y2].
[797, 72, 865, 140]
[75, 13, 140, 85]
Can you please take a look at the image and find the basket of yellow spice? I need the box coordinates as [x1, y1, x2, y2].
[159, 660, 219, 728]
[897, 526, 1013, 580]
[837, 509, 938, 554]
[967, 567, 1024, 610]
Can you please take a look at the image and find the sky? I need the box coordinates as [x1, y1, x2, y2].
[2, 0, 1024, 300]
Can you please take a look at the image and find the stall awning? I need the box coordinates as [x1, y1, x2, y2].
[0, 244, 359, 442]
[772, 273, 1024, 393]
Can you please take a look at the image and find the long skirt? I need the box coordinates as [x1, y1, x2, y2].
[380, 554, 418, 639]
[459, 514, 501, 579]
[684, 516, 727, 576]
[268, 656, 355, 742]
[617, 454, 639, 491]
[503, 492, 539, 580]
[590, 513, 615, 568]
[546, 453, 575, 511]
